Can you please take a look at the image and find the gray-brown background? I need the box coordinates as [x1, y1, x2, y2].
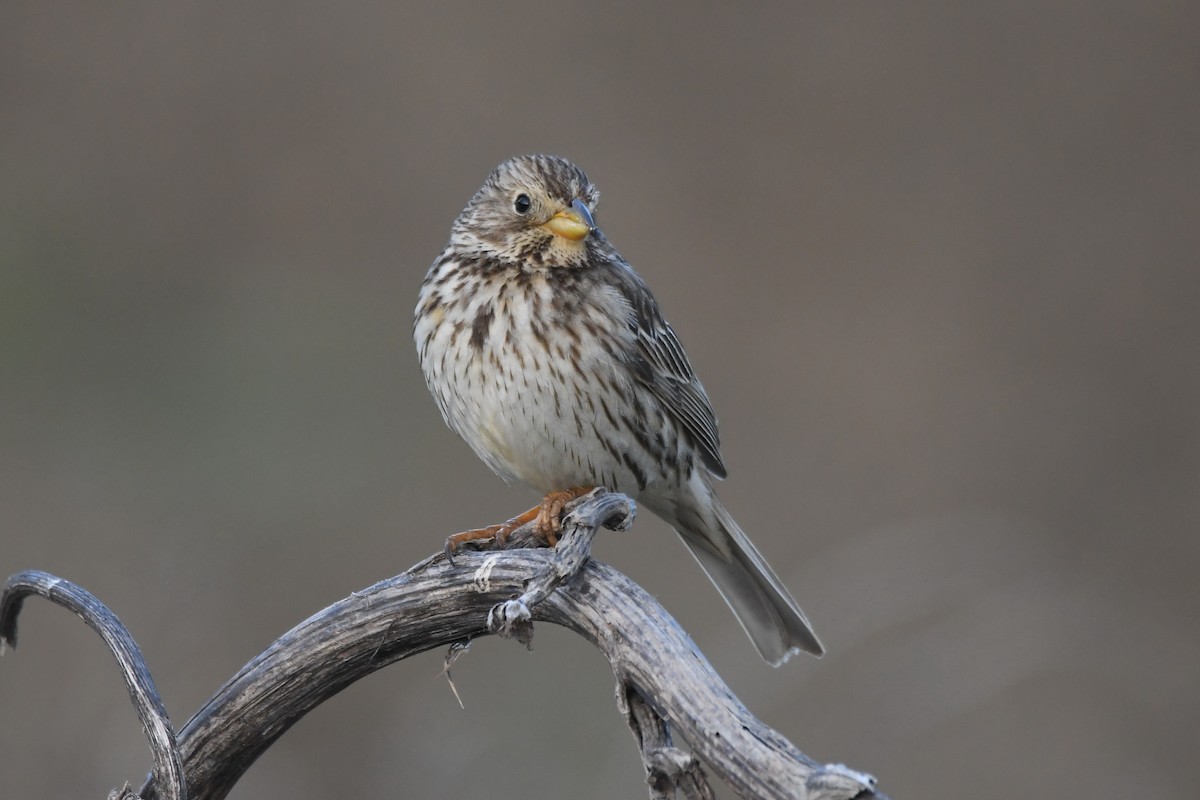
[2, 3, 1196, 798]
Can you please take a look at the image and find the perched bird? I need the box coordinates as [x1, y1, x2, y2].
[414, 155, 823, 664]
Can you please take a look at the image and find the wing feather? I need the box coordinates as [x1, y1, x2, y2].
[614, 263, 727, 479]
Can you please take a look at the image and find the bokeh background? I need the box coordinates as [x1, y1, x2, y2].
[2, 3, 1197, 798]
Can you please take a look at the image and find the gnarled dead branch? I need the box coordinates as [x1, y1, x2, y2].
[1, 489, 884, 800]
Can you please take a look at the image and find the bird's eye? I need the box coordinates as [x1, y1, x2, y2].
[513, 193, 532, 215]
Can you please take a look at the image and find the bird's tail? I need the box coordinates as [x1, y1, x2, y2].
[673, 495, 824, 665]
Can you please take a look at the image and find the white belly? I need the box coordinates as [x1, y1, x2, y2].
[416, 267, 653, 496]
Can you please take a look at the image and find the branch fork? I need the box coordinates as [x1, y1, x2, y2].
[485, 487, 635, 644]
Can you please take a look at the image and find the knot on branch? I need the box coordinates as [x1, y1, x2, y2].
[487, 598, 533, 647]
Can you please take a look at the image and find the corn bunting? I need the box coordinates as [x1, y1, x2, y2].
[414, 155, 823, 663]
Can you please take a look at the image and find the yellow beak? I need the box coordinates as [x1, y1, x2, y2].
[543, 198, 595, 241]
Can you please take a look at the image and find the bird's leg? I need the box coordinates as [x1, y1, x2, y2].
[443, 507, 541, 560]
[443, 486, 595, 559]
[533, 485, 595, 545]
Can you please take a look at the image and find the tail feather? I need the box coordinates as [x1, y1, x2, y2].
[674, 500, 824, 665]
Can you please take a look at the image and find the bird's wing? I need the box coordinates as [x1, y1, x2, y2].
[618, 266, 728, 479]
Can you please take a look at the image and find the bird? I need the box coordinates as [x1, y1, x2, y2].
[414, 155, 823, 664]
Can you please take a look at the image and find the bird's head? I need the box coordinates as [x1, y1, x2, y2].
[451, 155, 603, 268]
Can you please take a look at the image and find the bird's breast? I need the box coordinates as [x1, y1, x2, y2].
[416, 263, 649, 493]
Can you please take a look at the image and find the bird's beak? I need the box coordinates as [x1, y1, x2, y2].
[543, 198, 595, 241]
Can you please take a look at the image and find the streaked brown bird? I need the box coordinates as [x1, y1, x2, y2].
[414, 155, 823, 664]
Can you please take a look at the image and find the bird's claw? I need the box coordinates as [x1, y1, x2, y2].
[442, 486, 595, 564]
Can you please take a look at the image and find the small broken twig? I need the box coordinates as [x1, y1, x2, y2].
[620, 685, 715, 800]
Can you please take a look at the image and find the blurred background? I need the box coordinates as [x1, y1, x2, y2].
[2, 3, 1197, 798]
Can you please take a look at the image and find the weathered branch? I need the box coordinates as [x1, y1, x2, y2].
[1, 571, 186, 800]
[2, 489, 884, 800]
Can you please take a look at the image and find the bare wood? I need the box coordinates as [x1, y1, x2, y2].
[2, 490, 884, 800]
[1, 570, 186, 800]
[620, 686, 716, 800]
